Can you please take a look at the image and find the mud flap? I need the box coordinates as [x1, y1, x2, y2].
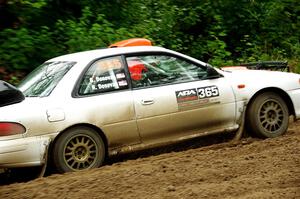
[38, 139, 50, 178]
[232, 104, 246, 142]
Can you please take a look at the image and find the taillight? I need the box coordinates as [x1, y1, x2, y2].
[0, 122, 26, 136]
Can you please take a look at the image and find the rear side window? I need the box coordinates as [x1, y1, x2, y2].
[19, 61, 75, 97]
[79, 56, 128, 95]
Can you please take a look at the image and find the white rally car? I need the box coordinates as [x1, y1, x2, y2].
[0, 39, 300, 173]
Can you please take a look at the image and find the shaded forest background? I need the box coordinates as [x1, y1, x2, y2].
[0, 0, 299, 84]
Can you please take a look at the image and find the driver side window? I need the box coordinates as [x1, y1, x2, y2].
[126, 55, 206, 88]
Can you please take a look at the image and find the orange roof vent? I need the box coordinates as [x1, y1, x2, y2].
[109, 38, 152, 48]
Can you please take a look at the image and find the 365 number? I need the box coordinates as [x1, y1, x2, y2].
[198, 86, 219, 99]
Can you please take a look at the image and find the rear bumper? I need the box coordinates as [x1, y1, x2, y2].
[0, 136, 50, 168]
[288, 88, 300, 120]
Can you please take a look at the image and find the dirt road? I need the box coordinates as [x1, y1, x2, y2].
[1, 122, 300, 199]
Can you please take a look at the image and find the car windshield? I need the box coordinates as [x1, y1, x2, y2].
[18, 61, 76, 97]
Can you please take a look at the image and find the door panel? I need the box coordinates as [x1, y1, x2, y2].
[133, 78, 236, 143]
[126, 54, 236, 144]
[74, 56, 141, 149]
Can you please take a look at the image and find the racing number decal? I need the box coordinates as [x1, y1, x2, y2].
[197, 86, 219, 99]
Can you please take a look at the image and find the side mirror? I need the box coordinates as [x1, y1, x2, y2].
[206, 65, 222, 79]
[0, 81, 25, 107]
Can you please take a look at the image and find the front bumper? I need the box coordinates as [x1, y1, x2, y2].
[0, 136, 50, 168]
[288, 88, 300, 120]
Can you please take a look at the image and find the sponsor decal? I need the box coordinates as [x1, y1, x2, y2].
[178, 99, 209, 107]
[116, 73, 126, 79]
[95, 58, 122, 71]
[118, 80, 128, 86]
[175, 86, 220, 109]
[176, 89, 198, 102]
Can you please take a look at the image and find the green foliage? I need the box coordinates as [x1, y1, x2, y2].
[0, 27, 60, 71]
[55, 7, 115, 52]
[0, 0, 299, 80]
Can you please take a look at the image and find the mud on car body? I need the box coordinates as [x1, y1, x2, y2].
[1, 39, 300, 174]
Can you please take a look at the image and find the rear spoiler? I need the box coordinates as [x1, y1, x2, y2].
[0, 81, 25, 107]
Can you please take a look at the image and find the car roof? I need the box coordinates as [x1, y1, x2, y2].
[48, 46, 169, 62]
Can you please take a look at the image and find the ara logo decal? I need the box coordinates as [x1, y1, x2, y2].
[176, 89, 198, 102]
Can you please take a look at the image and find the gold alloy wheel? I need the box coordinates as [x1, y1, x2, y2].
[259, 99, 284, 133]
[63, 134, 98, 170]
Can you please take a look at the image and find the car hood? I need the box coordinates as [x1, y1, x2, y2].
[220, 69, 300, 91]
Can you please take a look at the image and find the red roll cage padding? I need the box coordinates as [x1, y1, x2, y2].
[127, 59, 147, 81]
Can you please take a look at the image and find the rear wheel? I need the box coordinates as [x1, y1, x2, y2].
[247, 92, 289, 138]
[52, 126, 105, 173]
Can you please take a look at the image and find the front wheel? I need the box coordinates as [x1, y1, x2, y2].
[247, 92, 289, 138]
[52, 126, 105, 173]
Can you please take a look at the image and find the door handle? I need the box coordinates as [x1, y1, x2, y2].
[141, 99, 154, 105]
